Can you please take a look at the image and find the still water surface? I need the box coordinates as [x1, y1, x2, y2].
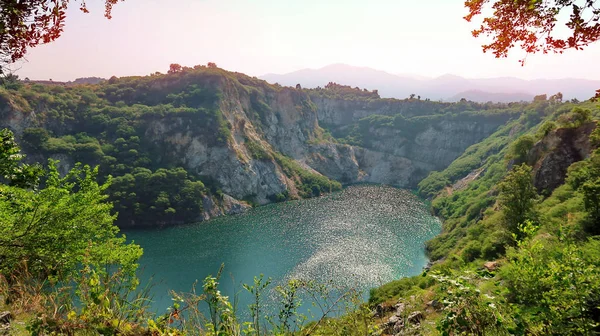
[125, 185, 441, 313]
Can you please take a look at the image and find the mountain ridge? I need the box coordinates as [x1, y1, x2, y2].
[261, 64, 600, 102]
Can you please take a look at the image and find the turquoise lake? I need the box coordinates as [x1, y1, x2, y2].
[124, 185, 441, 314]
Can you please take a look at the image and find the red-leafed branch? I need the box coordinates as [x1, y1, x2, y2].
[465, 0, 600, 64]
[0, 0, 123, 74]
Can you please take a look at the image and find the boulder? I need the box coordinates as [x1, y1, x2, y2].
[387, 314, 400, 325]
[407, 311, 424, 325]
[483, 261, 499, 272]
[394, 302, 406, 315]
[373, 303, 394, 317]
[426, 299, 442, 310]
[393, 319, 405, 333]
[0, 312, 10, 324]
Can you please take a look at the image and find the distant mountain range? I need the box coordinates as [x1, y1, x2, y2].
[261, 64, 600, 103]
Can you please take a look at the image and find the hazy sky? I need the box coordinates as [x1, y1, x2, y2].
[15, 0, 600, 81]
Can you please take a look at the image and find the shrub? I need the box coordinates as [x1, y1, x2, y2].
[246, 140, 271, 160]
[22, 128, 50, 151]
[461, 241, 482, 262]
[536, 120, 557, 138]
[506, 134, 535, 164]
[481, 230, 509, 259]
[557, 107, 592, 128]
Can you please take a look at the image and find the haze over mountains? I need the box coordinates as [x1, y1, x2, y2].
[261, 64, 600, 103]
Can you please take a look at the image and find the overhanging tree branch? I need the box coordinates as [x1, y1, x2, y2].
[465, 0, 600, 64]
[0, 0, 123, 75]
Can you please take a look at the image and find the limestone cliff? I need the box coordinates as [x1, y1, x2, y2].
[0, 68, 520, 226]
[309, 95, 509, 173]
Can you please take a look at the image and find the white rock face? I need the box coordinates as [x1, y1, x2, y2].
[0, 105, 37, 136]
[200, 194, 251, 221]
[305, 143, 430, 188]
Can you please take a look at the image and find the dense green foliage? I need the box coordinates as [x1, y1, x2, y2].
[0, 129, 148, 335]
[368, 100, 600, 335]
[0, 128, 43, 188]
[502, 226, 600, 334]
[506, 134, 535, 164]
[110, 167, 207, 226]
[0, 129, 142, 277]
[498, 164, 539, 239]
[309, 82, 381, 100]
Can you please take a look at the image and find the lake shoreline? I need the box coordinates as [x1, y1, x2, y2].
[120, 183, 423, 232]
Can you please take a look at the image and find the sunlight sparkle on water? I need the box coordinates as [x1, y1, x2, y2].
[125, 185, 441, 312]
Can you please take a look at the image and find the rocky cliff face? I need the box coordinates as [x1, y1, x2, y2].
[310, 96, 507, 172]
[310, 96, 444, 124]
[528, 122, 598, 193]
[0, 100, 36, 136]
[370, 120, 502, 170]
[140, 81, 316, 205]
[304, 143, 428, 186]
[134, 78, 499, 202]
[0, 70, 519, 226]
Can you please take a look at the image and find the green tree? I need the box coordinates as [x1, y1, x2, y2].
[570, 107, 592, 127]
[0, 128, 43, 188]
[558, 107, 592, 128]
[591, 125, 600, 147]
[503, 230, 600, 335]
[22, 127, 50, 151]
[0, 132, 145, 334]
[507, 134, 535, 164]
[498, 164, 538, 240]
[0, 128, 141, 278]
[536, 120, 557, 138]
[582, 178, 600, 235]
[0, 73, 22, 89]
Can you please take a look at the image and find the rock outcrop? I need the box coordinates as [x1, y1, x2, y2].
[305, 143, 428, 187]
[201, 194, 251, 221]
[311, 96, 507, 171]
[528, 122, 597, 193]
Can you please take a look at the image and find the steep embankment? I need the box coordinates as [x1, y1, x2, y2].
[362, 100, 600, 335]
[527, 121, 597, 193]
[0, 68, 520, 227]
[305, 85, 519, 185]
